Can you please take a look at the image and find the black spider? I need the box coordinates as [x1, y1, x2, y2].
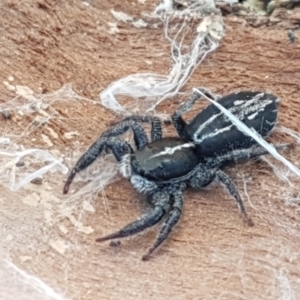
[63, 89, 283, 260]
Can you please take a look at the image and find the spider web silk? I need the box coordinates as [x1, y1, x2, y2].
[100, 0, 224, 116]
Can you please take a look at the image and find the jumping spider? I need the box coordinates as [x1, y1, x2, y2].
[63, 90, 282, 260]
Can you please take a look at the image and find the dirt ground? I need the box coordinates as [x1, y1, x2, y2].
[1, 0, 300, 299]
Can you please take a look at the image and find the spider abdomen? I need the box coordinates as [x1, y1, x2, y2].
[185, 91, 279, 157]
[132, 137, 201, 181]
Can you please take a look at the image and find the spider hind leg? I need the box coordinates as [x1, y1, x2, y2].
[188, 163, 253, 226]
[216, 169, 254, 226]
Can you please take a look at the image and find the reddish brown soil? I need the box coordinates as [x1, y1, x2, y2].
[1, 1, 300, 300]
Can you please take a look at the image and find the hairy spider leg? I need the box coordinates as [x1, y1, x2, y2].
[202, 144, 288, 226]
[95, 192, 170, 242]
[171, 88, 217, 139]
[120, 115, 164, 142]
[216, 170, 253, 226]
[101, 120, 148, 150]
[205, 144, 288, 168]
[171, 92, 201, 139]
[101, 116, 163, 150]
[142, 190, 183, 261]
[187, 164, 252, 225]
[63, 138, 133, 194]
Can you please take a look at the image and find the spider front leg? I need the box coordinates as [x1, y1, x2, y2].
[172, 88, 218, 139]
[95, 191, 170, 242]
[102, 115, 163, 149]
[63, 138, 133, 194]
[101, 119, 148, 150]
[142, 190, 183, 261]
[119, 115, 164, 142]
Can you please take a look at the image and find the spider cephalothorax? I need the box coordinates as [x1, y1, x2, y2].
[63, 90, 282, 260]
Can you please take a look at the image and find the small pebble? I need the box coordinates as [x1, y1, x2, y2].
[288, 30, 297, 43]
[109, 240, 121, 248]
[31, 177, 43, 185]
[16, 161, 25, 167]
[1, 110, 12, 120]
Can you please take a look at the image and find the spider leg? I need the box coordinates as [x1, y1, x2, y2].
[172, 88, 217, 139]
[142, 190, 183, 261]
[205, 144, 288, 168]
[102, 116, 163, 149]
[216, 169, 253, 226]
[63, 138, 133, 194]
[101, 120, 148, 150]
[96, 192, 170, 242]
[186, 164, 253, 226]
[120, 116, 163, 142]
[130, 175, 159, 194]
[187, 163, 215, 189]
